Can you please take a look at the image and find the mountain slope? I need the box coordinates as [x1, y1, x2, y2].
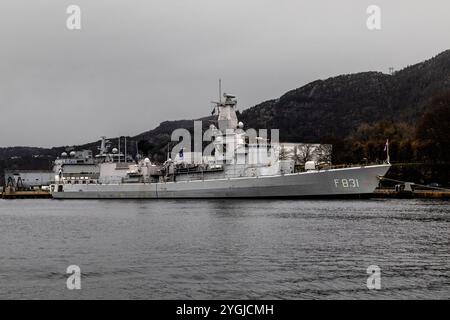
[240, 50, 450, 142]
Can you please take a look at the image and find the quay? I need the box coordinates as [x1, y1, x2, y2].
[1, 188, 52, 199]
[374, 189, 450, 199]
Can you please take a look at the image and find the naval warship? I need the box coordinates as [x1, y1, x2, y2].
[51, 94, 390, 199]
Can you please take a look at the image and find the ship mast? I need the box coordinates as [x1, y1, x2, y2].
[99, 136, 107, 156]
[219, 79, 222, 103]
[212, 93, 238, 132]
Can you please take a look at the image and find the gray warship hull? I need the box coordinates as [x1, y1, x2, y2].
[51, 164, 390, 199]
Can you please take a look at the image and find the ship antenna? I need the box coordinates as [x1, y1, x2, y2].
[135, 140, 139, 159]
[118, 136, 121, 163]
[167, 142, 170, 160]
[219, 79, 222, 103]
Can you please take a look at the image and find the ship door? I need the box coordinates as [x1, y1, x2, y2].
[58, 185, 63, 192]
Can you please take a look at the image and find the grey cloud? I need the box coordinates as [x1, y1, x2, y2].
[0, 0, 449, 146]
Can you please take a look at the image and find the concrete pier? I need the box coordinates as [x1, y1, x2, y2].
[374, 189, 450, 199]
[1, 189, 52, 199]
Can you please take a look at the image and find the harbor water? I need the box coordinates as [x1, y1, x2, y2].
[0, 199, 449, 299]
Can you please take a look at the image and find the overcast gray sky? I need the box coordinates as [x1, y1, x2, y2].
[1, 0, 449, 147]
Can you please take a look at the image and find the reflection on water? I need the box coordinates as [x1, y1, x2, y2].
[0, 198, 449, 299]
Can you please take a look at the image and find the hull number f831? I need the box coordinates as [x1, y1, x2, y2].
[334, 178, 360, 188]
